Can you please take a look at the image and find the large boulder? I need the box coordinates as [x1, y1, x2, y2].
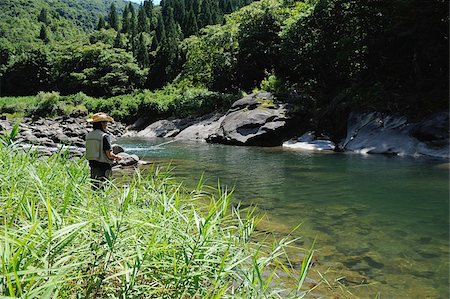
[175, 113, 225, 141]
[342, 112, 449, 158]
[135, 118, 195, 138]
[207, 93, 292, 146]
[117, 152, 140, 166]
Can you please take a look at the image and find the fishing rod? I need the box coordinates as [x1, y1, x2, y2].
[123, 138, 178, 158]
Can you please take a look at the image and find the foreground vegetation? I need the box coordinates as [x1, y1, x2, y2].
[0, 145, 313, 298]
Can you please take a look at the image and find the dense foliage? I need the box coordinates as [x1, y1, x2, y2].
[0, 0, 448, 132]
[0, 88, 238, 122]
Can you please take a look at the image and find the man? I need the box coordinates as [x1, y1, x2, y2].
[85, 112, 121, 188]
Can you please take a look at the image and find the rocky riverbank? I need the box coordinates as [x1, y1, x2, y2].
[124, 92, 449, 159]
[0, 115, 148, 167]
[2, 92, 448, 160]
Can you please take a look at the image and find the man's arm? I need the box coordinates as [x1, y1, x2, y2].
[106, 150, 122, 161]
[103, 135, 122, 161]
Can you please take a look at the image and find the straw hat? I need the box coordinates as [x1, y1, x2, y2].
[87, 112, 114, 123]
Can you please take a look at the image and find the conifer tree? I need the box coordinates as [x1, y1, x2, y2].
[144, 0, 154, 20]
[39, 25, 50, 43]
[138, 6, 150, 33]
[108, 3, 119, 31]
[114, 31, 124, 48]
[129, 4, 138, 37]
[97, 16, 106, 30]
[136, 33, 150, 67]
[155, 13, 166, 43]
[184, 8, 198, 37]
[38, 8, 50, 25]
[199, 0, 213, 27]
[191, 0, 200, 16]
[172, 0, 186, 32]
[122, 5, 130, 33]
[210, 0, 221, 23]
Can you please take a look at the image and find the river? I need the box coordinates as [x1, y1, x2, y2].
[119, 137, 449, 298]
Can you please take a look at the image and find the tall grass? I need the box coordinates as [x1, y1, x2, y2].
[0, 146, 313, 298]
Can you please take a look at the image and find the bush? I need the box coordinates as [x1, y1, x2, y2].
[172, 88, 238, 117]
[31, 91, 64, 117]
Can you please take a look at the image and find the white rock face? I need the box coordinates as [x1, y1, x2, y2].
[283, 131, 335, 151]
[342, 112, 449, 158]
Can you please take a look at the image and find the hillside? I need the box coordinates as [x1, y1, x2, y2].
[0, 0, 131, 49]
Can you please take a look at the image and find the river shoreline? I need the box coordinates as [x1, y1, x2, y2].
[0, 93, 448, 160]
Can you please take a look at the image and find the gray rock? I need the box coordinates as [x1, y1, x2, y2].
[136, 118, 194, 138]
[342, 112, 449, 158]
[127, 117, 152, 131]
[117, 152, 140, 166]
[208, 93, 292, 146]
[112, 144, 125, 154]
[176, 114, 225, 141]
[411, 112, 449, 141]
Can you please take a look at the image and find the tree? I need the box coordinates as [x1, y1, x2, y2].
[39, 25, 50, 44]
[155, 13, 166, 43]
[199, 0, 214, 27]
[144, 0, 154, 21]
[53, 43, 147, 96]
[38, 8, 50, 25]
[2, 48, 54, 96]
[235, 2, 282, 90]
[135, 33, 150, 67]
[137, 6, 150, 33]
[108, 3, 119, 31]
[97, 16, 106, 30]
[121, 5, 130, 33]
[129, 4, 138, 37]
[184, 8, 199, 37]
[114, 31, 125, 48]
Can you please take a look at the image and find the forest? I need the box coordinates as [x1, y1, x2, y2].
[0, 0, 448, 132]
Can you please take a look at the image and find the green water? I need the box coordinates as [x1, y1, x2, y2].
[119, 138, 449, 298]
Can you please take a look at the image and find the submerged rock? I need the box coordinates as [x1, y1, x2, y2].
[342, 112, 449, 158]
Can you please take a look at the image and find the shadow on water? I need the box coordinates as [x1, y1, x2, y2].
[119, 137, 449, 298]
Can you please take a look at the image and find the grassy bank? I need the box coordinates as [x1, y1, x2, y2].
[0, 146, 313, 298]
[0, 86, 239, 123]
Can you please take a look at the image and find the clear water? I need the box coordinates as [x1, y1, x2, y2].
[119, 137, 449, 298]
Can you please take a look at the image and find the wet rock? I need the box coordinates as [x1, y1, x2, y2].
[363, 256, 384, 269]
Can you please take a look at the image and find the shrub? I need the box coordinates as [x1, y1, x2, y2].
[31, 91, 64, 117]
